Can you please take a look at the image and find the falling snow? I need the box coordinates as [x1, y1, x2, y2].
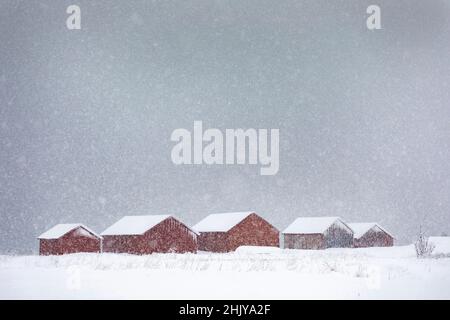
[0, 1, 449, 257]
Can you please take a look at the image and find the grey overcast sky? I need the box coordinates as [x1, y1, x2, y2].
[1, 0, 449, 253]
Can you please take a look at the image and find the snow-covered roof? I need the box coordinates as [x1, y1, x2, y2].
[101, 214, 197, 236]
[193, 211, 255, 232]
[282, 217, 352, 235]
[38, 223, 101, 240]
[347, 222, 393, 239]
[101, 215, 173, 236]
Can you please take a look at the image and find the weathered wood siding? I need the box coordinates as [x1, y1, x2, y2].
[283, 233, 325, 249]
[354, 229, 394, 248]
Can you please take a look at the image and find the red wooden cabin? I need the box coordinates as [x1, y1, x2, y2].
[193, 211, 279, 252]
[38, 223, 102, 255]
[348, 222, 394, 247]
[101, 215, 197, 254]
[283, 217, 354, 250]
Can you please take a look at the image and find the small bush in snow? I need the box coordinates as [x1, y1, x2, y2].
[414, 232, 435, 258]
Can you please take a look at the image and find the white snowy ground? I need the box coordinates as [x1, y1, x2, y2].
[1, 245, 450, 299]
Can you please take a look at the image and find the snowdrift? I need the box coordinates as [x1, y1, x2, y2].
[1, 245, 449, 299]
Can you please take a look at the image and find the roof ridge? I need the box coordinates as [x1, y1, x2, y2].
[193, 211, 255, 232]
[38, 223, 101, 240]
[282, 216, 350, 234]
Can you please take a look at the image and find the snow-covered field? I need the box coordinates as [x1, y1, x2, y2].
[1, 245, 450, 299]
